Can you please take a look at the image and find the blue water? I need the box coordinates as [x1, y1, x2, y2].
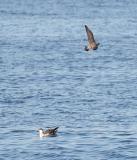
[0, 0, 137, 159]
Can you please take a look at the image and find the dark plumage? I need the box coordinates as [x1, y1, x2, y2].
[85, 25, 99, 51]
[45, 127, 58, 135]
[38, 127, 59, 137]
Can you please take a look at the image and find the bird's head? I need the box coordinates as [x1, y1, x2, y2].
[37, 128, 43, 133]
[84, 46, 89, 51]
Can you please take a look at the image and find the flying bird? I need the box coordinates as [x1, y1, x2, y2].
[38, 127, 59, 137]
[84, 25, 99, 51]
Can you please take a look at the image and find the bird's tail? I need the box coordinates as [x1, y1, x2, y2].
[54, 127, 59, 131]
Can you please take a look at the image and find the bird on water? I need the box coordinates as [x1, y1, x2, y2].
[38, 127, 59, 137]
[84, 25, 99, 51]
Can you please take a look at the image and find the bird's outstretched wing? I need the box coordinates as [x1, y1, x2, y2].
[85, 25, 95, 45]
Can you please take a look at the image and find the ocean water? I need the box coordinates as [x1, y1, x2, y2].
[0, 0, 137, 159]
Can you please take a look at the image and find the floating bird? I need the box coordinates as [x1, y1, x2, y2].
[38, 127, 59, 137]
[84, 25, 99, 51]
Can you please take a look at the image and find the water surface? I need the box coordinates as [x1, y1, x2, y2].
[0, 0, 137, 159]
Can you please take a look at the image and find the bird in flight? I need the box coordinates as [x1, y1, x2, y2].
[84, 25, 99, 51]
